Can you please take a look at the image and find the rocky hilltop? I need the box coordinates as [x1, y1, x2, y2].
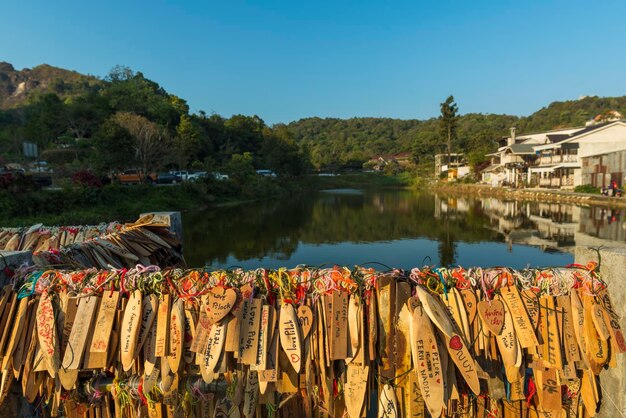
[0, 62, 99, 109]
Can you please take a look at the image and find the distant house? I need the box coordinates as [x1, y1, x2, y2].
[434, 153, 468, 178]
[483, 127, 580, 187]
[367, 152, 412, 171]
[530, 120, 626, 189]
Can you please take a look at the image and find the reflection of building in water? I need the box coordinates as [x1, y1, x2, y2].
[438, 194, 626, 254]
[434, 196, 471, 219]
[479, 199, 577, 253]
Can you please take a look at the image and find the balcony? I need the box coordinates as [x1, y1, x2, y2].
[537, 154, 578, 166]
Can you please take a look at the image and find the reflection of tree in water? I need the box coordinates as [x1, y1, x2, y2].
[438, 221, 457, 266]
[183, 190, 500, 267]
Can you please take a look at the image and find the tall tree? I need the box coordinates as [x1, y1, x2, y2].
[439, 95, 458, 164]
[112, 112, 171, 174]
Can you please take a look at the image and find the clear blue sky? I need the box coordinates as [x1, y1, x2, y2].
[2, 1, 626, 124]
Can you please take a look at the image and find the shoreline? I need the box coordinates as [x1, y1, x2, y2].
[431, 182, 626, 208]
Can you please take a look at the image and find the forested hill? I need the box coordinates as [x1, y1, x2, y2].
[287, 96, 626, 168]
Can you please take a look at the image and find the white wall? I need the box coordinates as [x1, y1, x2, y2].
[576, 123, 626, 158]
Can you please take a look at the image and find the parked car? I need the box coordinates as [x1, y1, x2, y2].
[156, 172, 182, 184]
[170, 170, 190, 181]
[187, 171, 208, 181]
[212, 172, 229, 180]
[116, 169, 156, 185]
[256, 169, 277, 178]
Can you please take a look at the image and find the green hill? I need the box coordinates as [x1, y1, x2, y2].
[0, 62, 100, 109]
[287, 96, 626, 168]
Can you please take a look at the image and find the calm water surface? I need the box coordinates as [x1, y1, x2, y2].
[182, 189, 626, 269]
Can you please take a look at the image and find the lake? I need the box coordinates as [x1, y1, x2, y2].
[182, 189, 626, 269]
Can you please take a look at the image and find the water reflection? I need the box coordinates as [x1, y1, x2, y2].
[183, 189, 626, 269]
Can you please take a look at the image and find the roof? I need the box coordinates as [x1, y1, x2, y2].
[507, 144, 535, 154]
[546, 134, 570, 143]
[533, 121, 624, 151]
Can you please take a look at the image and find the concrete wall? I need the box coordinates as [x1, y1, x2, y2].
[575, 247, 626, 418]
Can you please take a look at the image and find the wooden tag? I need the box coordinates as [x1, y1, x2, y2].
[493, 296, 520, 382]
[414, 286, 455, 337]
[330, 291, 349, 360]
[206, 287, 236, 324]
[36, 292, 60, 377]
[570, 290, 587, 363]
[540, 296, 563, 369]
[238, 298, 262, 365]
[136, 294, 158, 354]
[596, 288, 626, 353]
[378, 383, 399, 418]
[538, 368, 561, 412]
[2, 296, 29, 371]
[441, 288, 471, 341]
[61, 295, 98, 370]
[459, 289, 478, 324]
[279, 303, 302, 373]
[144, 320, 158, 376]
[242, 371, 259, 418]
[590, 303, 611, 341]
[444, 332, 481, 395]
[203, 322, 226, 372]
[120, 290, 143, 371]
[521, 290, 540, 329]
[155, 293, 171, 357]
[254, 304, 272, 370]
[477, 299, 505, 335]
[555, 296, 581, 365]
[410, 300, 444, 417]
[297, 304, 313, 339]
[345, 363, 369, 418]
[90, 291, 120, 354]
[167, 299, 185, 372]
[377, 277, 396, 380]
[500, 285, 540, 348]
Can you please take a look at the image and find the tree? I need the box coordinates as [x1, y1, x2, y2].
[439, 95, 458, 164]
[174, 115, 201, 169]
[112, 112, 171, 174]
[91, 119, 136, 173]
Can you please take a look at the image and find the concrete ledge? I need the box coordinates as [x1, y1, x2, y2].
[575, 247, 626, 418]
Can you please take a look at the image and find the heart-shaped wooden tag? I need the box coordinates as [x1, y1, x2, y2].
[477, 299, 505, 335]
[296, 305, 313, 339]
[206, 287, 236, 325]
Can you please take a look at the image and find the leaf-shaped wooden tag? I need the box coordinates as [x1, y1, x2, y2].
[279, 303, 302, 373]
[345, 363, 369, 418]
[378, 383, 399, 418]
[591, 303, 611, 341]
[410, 303, 444, 417]
[347, 295, 361, 358]
[297, 304, 313, 339]
[444, 332, 480, 395]
[120, 290, 143, 371]
[206, 287, 236, 325]
[414, 286, 455, 337]
[36, 292, 59, 377]
[493, 296, 519, 381]
[143, 320, 158, 376]
[203, 322, 226, 373]
[167, 299, 185, 372]
[477, 299, 505, 335]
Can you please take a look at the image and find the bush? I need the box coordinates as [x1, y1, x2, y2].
[574, 184, 600, 194]
[71, 170, 103, 188]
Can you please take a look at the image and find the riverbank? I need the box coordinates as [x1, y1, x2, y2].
[432, 182, 626, 208]
[0, 173, 411, 227]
